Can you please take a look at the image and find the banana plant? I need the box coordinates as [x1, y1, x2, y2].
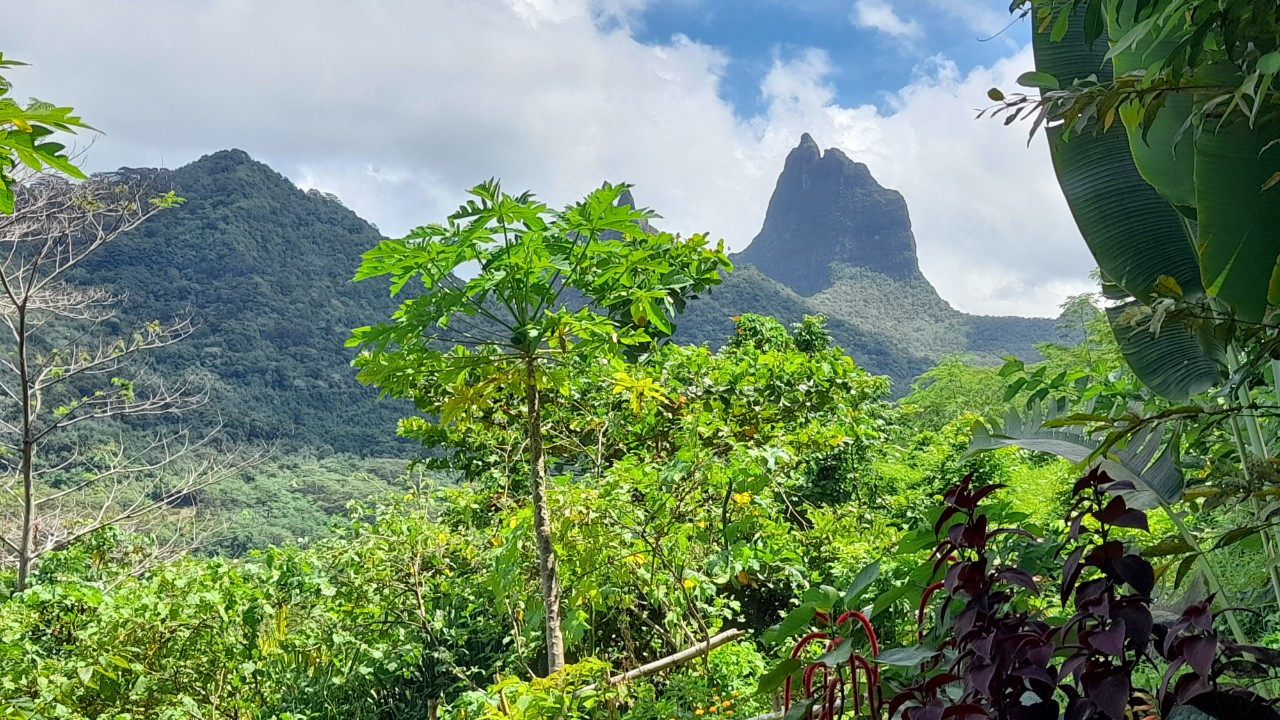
[990, 0, 1280, 400]
[990, 0, 1280, 621]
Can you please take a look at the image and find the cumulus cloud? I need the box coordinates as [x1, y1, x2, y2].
[850, 0, 924, 41]
[0, 0, 1093, 317]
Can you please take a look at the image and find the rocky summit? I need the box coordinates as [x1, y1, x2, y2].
[734, 133, 924, 295]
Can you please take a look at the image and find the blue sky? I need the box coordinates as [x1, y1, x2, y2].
[629, 0, 1023, 115]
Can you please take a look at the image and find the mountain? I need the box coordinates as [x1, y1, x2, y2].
[735, 133, 923, 294]
[74, 150, 410, 456]
[69, 142, 1063, 456]
[674, 135, 1066, 391]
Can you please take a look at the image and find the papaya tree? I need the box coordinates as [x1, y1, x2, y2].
[348, 180, 730, 674]
[0, 53, 90, 213]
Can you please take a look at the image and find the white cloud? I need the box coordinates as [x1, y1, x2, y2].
[850, 0, 924, 41]
[0, 0, 1093, 317]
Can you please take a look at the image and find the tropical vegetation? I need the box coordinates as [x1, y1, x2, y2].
[2, 2, 1280, 717]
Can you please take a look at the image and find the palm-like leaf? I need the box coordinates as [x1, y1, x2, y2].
[969, 404, 1184, 508]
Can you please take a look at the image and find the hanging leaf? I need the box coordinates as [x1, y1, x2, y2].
[1105, 300, 1224, 400]
[1194, 114, 1280, 323]
[969, 405, 1185, 507]
[1034, 5, 1204, 302]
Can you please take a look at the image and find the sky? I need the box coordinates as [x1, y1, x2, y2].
[0, 0, 1098, 318]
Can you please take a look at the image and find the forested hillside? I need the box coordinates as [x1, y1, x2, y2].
[72, 150, 410, 455]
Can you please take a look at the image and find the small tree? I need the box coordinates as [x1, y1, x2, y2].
[0, 175, 239, 590]
[349, 180, 730, 673]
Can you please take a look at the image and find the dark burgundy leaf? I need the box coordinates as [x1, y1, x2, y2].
[887, 691, 915, 720]
[1011, 699, 1060, 720]
[1011, 664, 1055, 686]
[923, 673, 961, 692]
[1023, 638, 1054, 666]
[1064, 696, 1091, 720]
[970, 483, 1007, 506]
[1104, 479, 1137, 493]
[941, 703, 990, 720]
[1184, 600, 1214, 632]
[1115, 554, 1156, 595]
[1173, 670, 1211, 703]
[1069, 512, 1087, 541]
[1183, 635, 1217, 677]
[1115, 603, 1153, 653]
[1088, 619, 1126, 656]
[1187, 689, 1280, 720]
[1159, 657, 1185, 698]
[995, 567, 1040, 594]
[1112, 509, 1149, 531]
[935, 506, 962, 537]
[1074, 578, 1108, 608]
[961, 515, 990, 548]
[907, 705, 945, 720]
[1084, 540, 1125, 571]
[969, 661, 995, 697]
[1061, 546, 1086, 604]
[1082, 670, 1129, 720]
[1094, 496, 1133, 525]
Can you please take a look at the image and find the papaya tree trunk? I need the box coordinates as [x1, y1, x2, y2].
[16, 303, 35, 592]
[526, 357, 565, 674]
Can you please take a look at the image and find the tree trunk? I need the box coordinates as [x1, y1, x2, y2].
[526, 358, 565, 674]
[16, 305, 34, 592]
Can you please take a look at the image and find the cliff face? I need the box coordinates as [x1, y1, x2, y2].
[734, 133, 924, 295]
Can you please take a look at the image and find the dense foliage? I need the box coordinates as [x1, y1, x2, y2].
[4, 17, 1280, 716]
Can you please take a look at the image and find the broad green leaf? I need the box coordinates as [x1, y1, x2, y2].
[1108, 4, 1196, 210]
[814, 638, 854, 667]
[802, 584, 841, 611]
[1035, 3, 1204, 301]
[784, 698, 817, 720]
[1259, 52, 1280, 75]
[873, 645, 937, 667]
[1194, 115, 1280, 322]
[757, 658, 802, 695]
[1104, 301, 1223, 400]
[771, 604, 816, 645]
[969, 406, 1185, 507]
[1016, 70, 1060, 90]
[842, 560, 880, 606]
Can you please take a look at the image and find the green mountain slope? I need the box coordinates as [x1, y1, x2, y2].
[74, 150, 410, 455]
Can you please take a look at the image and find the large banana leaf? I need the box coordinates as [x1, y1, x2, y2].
[1034, 3, 1204, 301]
[970, 404, 1184, 508]
[1107, 0, 1196, 209]
[1194, 114, 1280, 323]
[1105, 300, 1224, 400]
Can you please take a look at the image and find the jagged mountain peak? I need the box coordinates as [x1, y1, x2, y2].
[735, 133, 923, 295]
